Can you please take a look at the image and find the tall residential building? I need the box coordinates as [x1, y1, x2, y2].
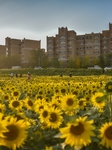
[47, 27, 76, 63]
[0, 45, 6, 56]
[21, 38, 40, 64]
[47, 23, 112, 62]
[5, 37, 41, 64]
[5, 37, 21, 56]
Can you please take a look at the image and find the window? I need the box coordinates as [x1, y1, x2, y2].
[48, 49, 52, 52]
[48, 39, 52, 42]
[103, 36, 106, 39]
[80, 42, 84, 45]
[94, 46, 99, 49]
[60, 51, 66, 54]
[94, 35, 99, 38]
[103, 41, 107, 44]
[86, 41, 92, 45]
[86, 36, 92, 39]
[47, 44, 52, 48]
[94, 51, 99, 54]
[60, 41, 66, 44]
[80, 47, 84, 50]
[94, 41, 99, 44]
[68, 46, 72, 49]
[86, 51, 92, 55]
[60, 36, 66, 39]
[103, 46, 107, 49]
[60, 46, 66, 49]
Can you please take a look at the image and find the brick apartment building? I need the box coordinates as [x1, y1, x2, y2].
[5, 37, 41, 64]
[0, 45, 6, 56]
[47, 23, 112, 63]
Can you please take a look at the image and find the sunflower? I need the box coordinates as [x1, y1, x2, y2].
[0, 117, 29, 150]
[49, 97, 61, 109]
[60, 86, 68, 95]
[99, 122, 112, 149]
[39, 105, 49, 123]
[78, 98, 86, 110]
[0, 103, 6, 113]
[23, 97, 35, 111]
[8, 99, 23, 112]
[2, 93, 11, 101]
[47, 107, 63, 129]
[61, 94, 78, 115]
[91, 92, 107, 109]
[60, 116, 95, 149]
[34, 98, 47, 114]
[45, 146, 53, 150]
[0, 113, 8, 138]
[11, 90, 20, 99]
[11, 112, 30, 127]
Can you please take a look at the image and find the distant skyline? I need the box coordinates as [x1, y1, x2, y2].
[0, 0, 112, 49]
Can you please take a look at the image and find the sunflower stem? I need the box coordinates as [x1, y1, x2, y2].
[109, 94, 112, 121]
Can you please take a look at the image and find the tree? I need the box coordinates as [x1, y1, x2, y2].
[29, 49, 46, 68]
[68, 57, 75, 68]
[80, 56, 89, 68]
[0, 55, 21, 69]
[74, 56, 80, 69]
[98, 55, 106, 68]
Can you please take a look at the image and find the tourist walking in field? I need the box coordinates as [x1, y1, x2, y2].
[10, 72, 14, 77]
[27, 72, 30, 80]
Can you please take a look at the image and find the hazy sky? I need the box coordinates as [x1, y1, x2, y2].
[0, 0, 112, 49]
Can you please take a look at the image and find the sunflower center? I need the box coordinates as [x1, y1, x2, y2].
[3, 125, 19, 141]
[49, 113, 57, 122]
[4, 96, 9, 100]
[28, 100, 33, 106]
[39, 106, 44, 110]
[52, 104, 58, 109]
[37, 96, 42, 100]
[15, 115, 23, 121]
[61, 89, 66, 93]
[86, 97, 90, 101]
[105, 126, 112, 139]
[73, 91, 78, 95]
[79, 101, 83, 106]
[12, 101, 19, 107]
[43, 110, 48, 118]
[13, 92, 19, 96]
[39, 91, 43, 94]
[70, 122, 84, 135]
[66, 98, 74, 106]
[108, 85, 112, 90]
[96, 97, 103, 103]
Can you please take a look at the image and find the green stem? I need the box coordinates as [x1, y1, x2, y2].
[111, 94, 112, 121]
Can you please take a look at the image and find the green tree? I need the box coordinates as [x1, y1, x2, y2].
[80, 56, 89, 68]
[29, 49, 46, 67]
[98, 55, 105, 68]
[105, 53, 112, 66]
[68, 57, 75, 68]
[74, 56, 80, 69]
[0, 55, 21, 69]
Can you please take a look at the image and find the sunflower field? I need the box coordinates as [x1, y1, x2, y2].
[0, 75, 112, 150]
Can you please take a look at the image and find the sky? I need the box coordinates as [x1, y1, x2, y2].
[0, 0, 112, 49]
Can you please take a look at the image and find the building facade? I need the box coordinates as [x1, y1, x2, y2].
[5, 37, 41, 64]
[0, 45, 6, 56]
[47, 23, 112, 62]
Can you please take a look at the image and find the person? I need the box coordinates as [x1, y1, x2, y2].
[27, 72, 30, 80]
[10, 72, 14, 77]
[15, 73, 18, 77]
[69, 72, 72, 77]
[60, 74, 63, 77]
[20, 74, 22, 78]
